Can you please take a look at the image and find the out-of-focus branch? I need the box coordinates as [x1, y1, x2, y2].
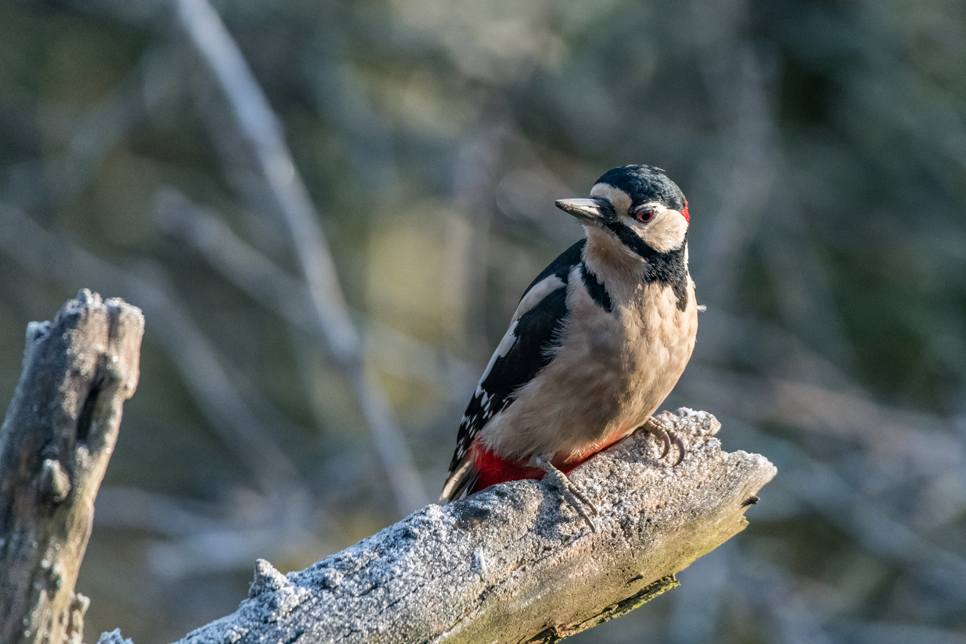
[174, 0, 428, 514]
[688, 1, 856, 366]
[444, 121, 508, 357]
[0, 291, 144, 644]
[0, 203, 303, 496]
[97, 409, 777, 644]
[1, 47, 180, 211]
[0, 204, 335, 574]
[129, 264, 306, 494]
[735, 558, 836, 644]
[155, 189, 479, 401]
[680, 367, 966, 605]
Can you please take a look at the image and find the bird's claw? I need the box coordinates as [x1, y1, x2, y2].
[640, 417, 687, 466]
[658, 431, 672, 459]
[535, 456, 599, 532]
[670, 433, 686, 466]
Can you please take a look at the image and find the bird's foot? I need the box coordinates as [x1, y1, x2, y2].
[639, 416, 687, 466]
[535, 455, 599, 532]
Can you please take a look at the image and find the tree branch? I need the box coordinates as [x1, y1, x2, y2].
[173, 0, 429, 514]
[0, 290, 144, 644]
[99, 408, 775, 643]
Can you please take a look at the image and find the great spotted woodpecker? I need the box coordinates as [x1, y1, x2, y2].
[440, 165, 698, 527]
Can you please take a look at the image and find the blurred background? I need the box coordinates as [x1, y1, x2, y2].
[1, 0, 965, 642]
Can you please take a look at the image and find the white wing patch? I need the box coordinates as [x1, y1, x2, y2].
[470, 274, 565, 397]
[512, 275, 565, 324]
[476, 320, 519, 395]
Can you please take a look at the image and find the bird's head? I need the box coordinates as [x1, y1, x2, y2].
[555, 165, 689, 255]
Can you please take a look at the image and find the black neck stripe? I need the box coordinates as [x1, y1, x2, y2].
[580, 263, 613, 313]
[602, 220, 690, 311]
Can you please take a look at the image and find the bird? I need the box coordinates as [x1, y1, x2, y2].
[440, 164, 699, 528]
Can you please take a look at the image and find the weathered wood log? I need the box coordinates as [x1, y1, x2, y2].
[99, 408, 775, 644]
[0, 290, 144, 644]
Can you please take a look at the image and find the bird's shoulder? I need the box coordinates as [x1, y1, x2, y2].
[520, 239, 585, 300]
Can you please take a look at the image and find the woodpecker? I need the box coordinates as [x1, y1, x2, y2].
[440, 165, 698, 526]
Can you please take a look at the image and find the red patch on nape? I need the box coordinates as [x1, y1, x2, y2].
[680, 201, 690, 224]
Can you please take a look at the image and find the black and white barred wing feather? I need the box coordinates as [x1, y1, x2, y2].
[440, 241, 584, 501]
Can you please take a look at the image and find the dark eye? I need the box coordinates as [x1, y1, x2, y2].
[634, 208, 654, 223]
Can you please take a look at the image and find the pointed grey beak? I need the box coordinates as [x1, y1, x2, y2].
[555, 198, 603, 223]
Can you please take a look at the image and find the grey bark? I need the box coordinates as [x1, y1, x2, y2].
[0, 290, 144, 644]
[101, 408, 775, 644]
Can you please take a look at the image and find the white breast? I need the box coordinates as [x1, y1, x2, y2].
[479, 256, 698, 463]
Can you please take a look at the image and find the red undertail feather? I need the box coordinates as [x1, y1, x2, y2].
[472, 448, 548, 492]
[470, 443, 611, 494]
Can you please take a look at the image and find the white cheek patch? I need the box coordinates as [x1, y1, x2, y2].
[590, 183, 631, 215]
[629, 208, 689, 253]
[512, 275, 565, 324]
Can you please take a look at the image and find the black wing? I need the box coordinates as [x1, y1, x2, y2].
[446, 240, 584, 476]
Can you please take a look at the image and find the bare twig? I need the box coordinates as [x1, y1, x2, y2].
[174, 0, 428, 513]
[0, 290, 144, 644]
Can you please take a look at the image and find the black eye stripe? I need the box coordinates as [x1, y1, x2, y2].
[603, 220, 657, 260]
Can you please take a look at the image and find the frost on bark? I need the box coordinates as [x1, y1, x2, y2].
[0, 290, 144, 644]
[101, 408, 775, 644]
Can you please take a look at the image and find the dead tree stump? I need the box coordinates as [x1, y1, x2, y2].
[0, 290, 144, 644]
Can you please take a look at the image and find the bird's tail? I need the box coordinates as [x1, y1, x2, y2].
[439, 458, 479, 503]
